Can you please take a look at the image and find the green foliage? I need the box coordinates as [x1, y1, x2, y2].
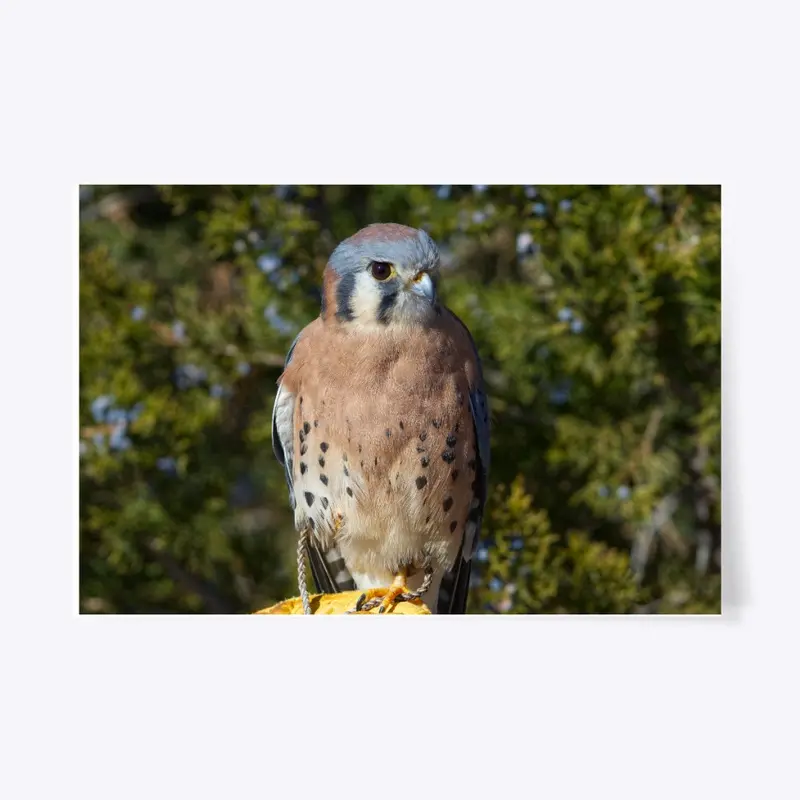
[79, 185, 721, 614]
[476, 477, 644, 613]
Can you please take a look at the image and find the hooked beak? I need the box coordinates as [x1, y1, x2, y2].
[409, 271, 436, 304]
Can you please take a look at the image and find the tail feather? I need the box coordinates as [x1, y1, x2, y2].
[436, 553, 472, 614]
[307, 543, 357, 594]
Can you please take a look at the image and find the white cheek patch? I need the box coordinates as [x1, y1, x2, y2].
[346, 271, 436, 330]
[349, 271, 382, 324]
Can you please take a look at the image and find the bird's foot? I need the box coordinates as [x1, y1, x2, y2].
[346, 566, 434, 614]
[347, 572, 408, 614]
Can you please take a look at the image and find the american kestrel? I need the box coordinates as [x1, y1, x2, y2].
[271, 223, 490, 614]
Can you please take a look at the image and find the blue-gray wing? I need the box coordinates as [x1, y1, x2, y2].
[271, 332, 302, 510]
[468, 369, 491, 523]
[437, 312, 490, 614]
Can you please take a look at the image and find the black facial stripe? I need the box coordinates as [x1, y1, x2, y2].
[376, 289, 399, 324]
[335, 272, 357, 322]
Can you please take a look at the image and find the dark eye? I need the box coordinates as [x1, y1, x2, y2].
[370, 261, 393, 281]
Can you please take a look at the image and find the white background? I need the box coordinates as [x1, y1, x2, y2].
[1, 1, 798, 798]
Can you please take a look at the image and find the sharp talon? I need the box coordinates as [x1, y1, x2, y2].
[347, 591, 377, 614]
[346, 569, 427, 614]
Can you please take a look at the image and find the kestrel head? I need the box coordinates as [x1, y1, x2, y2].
[321, 223, 441, 329]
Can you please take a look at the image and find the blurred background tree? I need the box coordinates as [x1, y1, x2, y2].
[79, 185, 720, 614]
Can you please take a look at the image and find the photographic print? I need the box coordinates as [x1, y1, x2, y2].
[79, 185, 721, 614]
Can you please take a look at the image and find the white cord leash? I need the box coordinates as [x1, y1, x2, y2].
[297, 525, 312, 615]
